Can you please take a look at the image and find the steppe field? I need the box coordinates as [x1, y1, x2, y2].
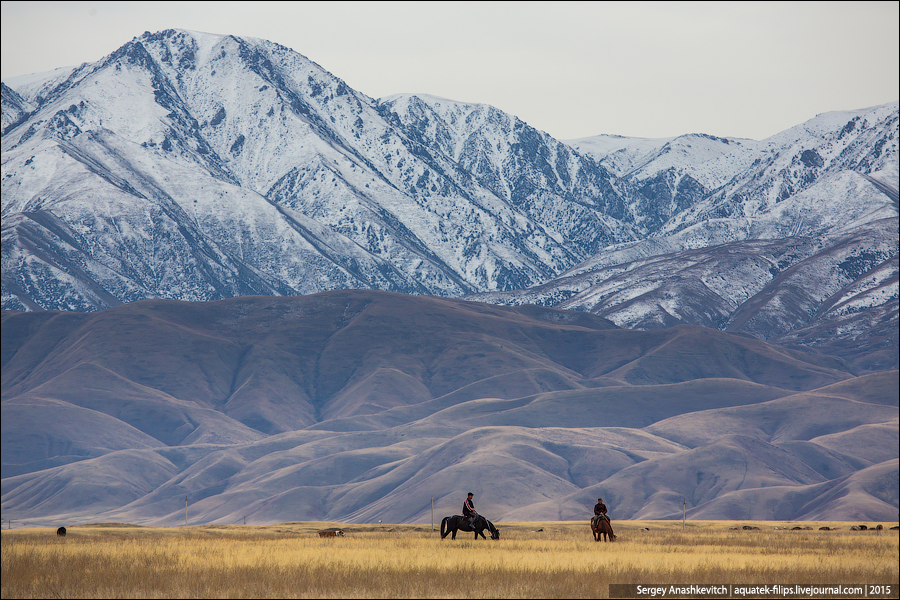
[1, 520, 897, 599]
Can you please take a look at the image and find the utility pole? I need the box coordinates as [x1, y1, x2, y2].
[431, 497, 434, 532]
[185, 497, 188, 527]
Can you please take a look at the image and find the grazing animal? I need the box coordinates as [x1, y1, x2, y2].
[440, 515, 500, 540]
[591, 516, 616, 542]
[317, 528, 345, 537]
[56, 527, 66, 537]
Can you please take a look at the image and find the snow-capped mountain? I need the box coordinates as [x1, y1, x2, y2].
[2, 29, 631, 312]
[471, 105, 898, 366]
[2, 29, 898, 365]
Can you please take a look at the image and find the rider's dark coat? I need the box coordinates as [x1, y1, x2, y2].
[463, 497, 477, 518]
[594, 502, 608, 516]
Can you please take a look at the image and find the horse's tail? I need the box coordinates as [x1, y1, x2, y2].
[440, 516, 449, 539]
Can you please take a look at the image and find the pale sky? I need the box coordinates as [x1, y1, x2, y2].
[2, 1, 898, 141]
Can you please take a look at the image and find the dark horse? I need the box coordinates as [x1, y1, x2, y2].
[591, 515, 616, 542]
[440, 515, 500, 540]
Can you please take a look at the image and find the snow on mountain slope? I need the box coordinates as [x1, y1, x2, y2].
[564, 104, 897, 243]
[469, 101, 898, 366]
[565, 132, 762, 234]
[1, 83, 34, 132]
[659, 102, 899, 236]
[1, 66, 78, 105]
[3, 29, 636, 312]
[468, 215, 897, 371]
[570, 103, 898, 202]
[567, 132, 760, 189]
[377, 93, 633, 252]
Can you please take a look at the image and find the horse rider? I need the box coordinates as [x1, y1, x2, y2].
[463, 492, 478, 528]
[593, 497, 609, 529]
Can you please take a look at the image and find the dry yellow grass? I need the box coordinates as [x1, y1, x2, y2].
[2, 520, 897, 598]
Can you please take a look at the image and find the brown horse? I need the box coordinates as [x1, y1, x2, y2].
[591, 516, 616, 542]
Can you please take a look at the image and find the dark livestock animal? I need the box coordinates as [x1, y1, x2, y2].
[440, 515, 500, 540]
[591, 516, 616, 542]
[56, 527, 67, 537]
[318, 528, 345, 537]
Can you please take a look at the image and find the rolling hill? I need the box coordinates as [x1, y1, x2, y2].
[3, 292, 896, 525]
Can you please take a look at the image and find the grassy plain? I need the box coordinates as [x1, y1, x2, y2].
[2, 520, 897, 598]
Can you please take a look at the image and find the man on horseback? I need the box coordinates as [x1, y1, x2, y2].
[591, 497, 616, 541]
[463, 492, 478, 529]
[592, 497, 609, 530]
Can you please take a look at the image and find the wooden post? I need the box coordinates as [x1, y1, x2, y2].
[431, 497, 434, 532]
[185, 496, 188, 527]
[682, 499, 686, 531]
